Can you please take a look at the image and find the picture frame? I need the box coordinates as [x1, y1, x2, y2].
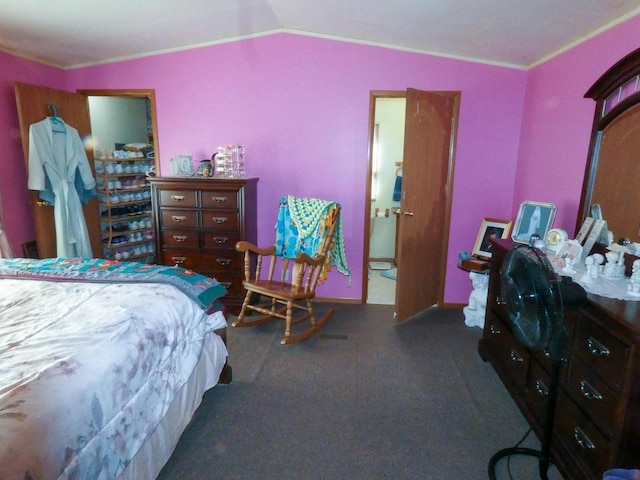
[512, 201, 557, 244]
[472, 218, 513, 259]
[575, 216, 594, 244]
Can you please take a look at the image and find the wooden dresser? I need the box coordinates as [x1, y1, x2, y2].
[149, 177, 258, 314]
[478, 239, 640, 479]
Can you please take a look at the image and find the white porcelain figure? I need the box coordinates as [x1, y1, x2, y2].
[463, 271, 489, 328]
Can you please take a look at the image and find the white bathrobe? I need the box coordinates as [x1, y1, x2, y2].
[28, 117, 96, 258]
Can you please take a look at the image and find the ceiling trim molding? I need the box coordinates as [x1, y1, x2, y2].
[65, 29, 525, 71]
[527, 6, 640, 70]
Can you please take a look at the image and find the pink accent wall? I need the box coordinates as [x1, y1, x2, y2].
[2, 18, 637, 305]
[514, 15, 640, 235]
[0, 51, 66, 254]
[66, 34, 526, 303]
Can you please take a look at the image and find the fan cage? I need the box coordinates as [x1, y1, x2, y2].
[500, 244, 564, 351]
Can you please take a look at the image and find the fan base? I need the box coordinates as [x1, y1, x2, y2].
[488, 446, 553, 480]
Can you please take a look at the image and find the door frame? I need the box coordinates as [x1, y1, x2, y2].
[14, 84, 161, 259]
[362, 89, 459, 314]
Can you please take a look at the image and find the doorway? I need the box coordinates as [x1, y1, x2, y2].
[14, 83, 159, 259]
[366, 96, 406, 305]
[363, 89, 460, 321]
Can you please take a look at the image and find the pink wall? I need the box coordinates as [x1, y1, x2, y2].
[514, 15, 640, 235]
[0, 51, 67, 253]
[65, 33, 526, 303]
[2, 19, 637, 305]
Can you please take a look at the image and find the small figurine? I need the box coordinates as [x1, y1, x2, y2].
[628, 259, 640, 296]
[582, 255, 596, 283]
[604, 251, 618, 277]
[592, 253, 604, 278]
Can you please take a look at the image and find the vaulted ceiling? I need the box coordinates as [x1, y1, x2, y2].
[1, 0, 639, 69]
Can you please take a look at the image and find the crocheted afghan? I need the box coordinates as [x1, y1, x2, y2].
[274, 195, 350, 282]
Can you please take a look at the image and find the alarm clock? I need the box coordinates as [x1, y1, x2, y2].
[546, 228, 568, 251]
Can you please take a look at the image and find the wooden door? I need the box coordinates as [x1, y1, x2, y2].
[394, 89, 460, 322]
[14, 82, 102, 258]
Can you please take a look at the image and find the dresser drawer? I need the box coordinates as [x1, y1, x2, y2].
[555, 390, 610, 478]
[159, 190, 197, 207]
[162, 230, 199, 248]
[211, 272, 243, 296]
[201, 191, 238, 209]
[161, 210, 198, 228]
[202, 231, 240, 249]
[487, 264, 508, 322]
[526, 358, 552, 424]
[566, 357, 618, 434]
[162, 250, 242, 271]
[484, 312, 530, 388]
[573, 312, 630, 391]
[202, 211, 239, 230]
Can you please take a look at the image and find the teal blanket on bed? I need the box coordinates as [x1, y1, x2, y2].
[0, 258, 227, 313]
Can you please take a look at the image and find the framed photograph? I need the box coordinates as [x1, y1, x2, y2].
[575, 216, 594, 244]
[512, 201, 557, 244]
[472, 218, 513, 259]
[550, 239, 583, 271]
[582, 219, 607, 259]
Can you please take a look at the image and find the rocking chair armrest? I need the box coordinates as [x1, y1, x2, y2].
[294, 252, 326, 266]
[235, 241, 275, 256]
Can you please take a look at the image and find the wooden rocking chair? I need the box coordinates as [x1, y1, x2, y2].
[233, 196, 342, 344]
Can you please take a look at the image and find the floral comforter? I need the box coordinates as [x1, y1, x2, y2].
[0, 261, 228, 480]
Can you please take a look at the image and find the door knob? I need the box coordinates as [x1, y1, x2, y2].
[401, 211, 414, 216]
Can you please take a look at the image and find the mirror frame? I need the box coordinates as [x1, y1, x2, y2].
[577, 47, 640, 237]
[78, 89, 160, 174]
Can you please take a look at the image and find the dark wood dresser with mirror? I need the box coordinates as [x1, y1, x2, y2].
[479, 48, 640, 479]
[149, 177, 258, 314]
[478, 239, 640, 480]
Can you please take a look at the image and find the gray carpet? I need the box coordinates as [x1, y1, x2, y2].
[157, 304, 564, 480]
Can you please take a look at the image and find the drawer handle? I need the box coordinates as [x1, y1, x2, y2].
[211, 196, 227, 203]
[213, 236, 229, 244]
[509, 350, 524, 363]
[216, 259, 232, 266]
[220, 282, 232, 289]
[535, 380, 549, 397]
[171, 215, 187, 223]
[489, 324, 501, 335]
[587, 337, 610, 357]
[580, 380, 603, 401]
[496, 296, 506, 305]
[170, 195, 185, 201]
[573, 427, 595, 450]
[172, 256, 186, 265]
[212, 216, 228, 224]
[172, 235, 187, 243]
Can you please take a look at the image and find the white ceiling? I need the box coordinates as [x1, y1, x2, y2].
[1, 0, 640, 69]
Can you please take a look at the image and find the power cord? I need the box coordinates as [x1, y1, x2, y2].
[506, 427, 533, 479]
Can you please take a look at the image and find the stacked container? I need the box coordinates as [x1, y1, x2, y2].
[214, 145, 246, 177]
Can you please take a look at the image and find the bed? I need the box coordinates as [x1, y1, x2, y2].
[0, 257, 231, 480]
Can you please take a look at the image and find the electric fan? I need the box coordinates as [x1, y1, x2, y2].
[488, 244, 586, 480]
